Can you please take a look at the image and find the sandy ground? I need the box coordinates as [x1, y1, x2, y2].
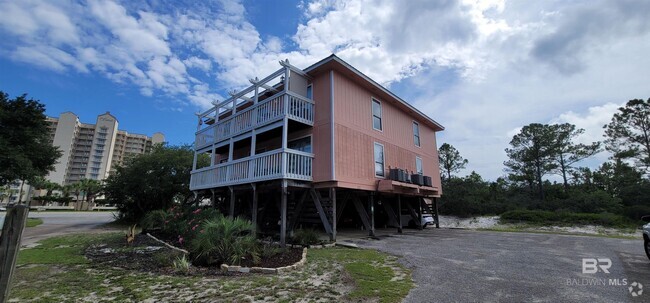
[437, 215, 643, 237]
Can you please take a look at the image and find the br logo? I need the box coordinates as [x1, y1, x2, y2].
[582, 258, 612, 274]
[629, 281, 643, 297]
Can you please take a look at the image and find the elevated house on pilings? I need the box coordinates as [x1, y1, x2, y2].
[190, 55, 444, 246]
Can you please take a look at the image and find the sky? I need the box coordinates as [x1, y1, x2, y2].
[1, 0, 649, 181]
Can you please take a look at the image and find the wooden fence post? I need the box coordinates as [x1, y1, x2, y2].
[0, 205, 29, 303]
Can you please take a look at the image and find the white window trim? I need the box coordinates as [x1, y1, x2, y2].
[306, 84, 313, 100]
[374, 142, 385, 178]
[416, 156, 423, 175]
[413, 120, 421, 148]
[371, 97, 383, 132]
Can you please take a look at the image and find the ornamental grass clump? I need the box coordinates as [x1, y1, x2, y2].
[190, 214, 260, 266]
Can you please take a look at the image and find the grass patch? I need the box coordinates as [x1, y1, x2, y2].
[309, 248, 412, 303]
[17, 233, 121, 265]
[25, 218, 43, 227]
[479, 226, 639, 239]
[500, 210, 638, 229]
[10, 234, 412, 302]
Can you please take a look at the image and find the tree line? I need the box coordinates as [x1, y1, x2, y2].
[439, 98, 650, 220]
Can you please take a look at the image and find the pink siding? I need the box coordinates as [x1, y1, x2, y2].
[331, 71, 442, 194]
[311, 72, 333, 183]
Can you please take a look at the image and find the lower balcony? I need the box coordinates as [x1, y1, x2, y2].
[190, 148, 313, 190]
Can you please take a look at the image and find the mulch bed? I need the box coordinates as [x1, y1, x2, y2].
[240, 247, 303, 268]
[85, 234, 304, 276]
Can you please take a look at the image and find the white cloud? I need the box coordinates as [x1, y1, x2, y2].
[1, 0, 650, 180]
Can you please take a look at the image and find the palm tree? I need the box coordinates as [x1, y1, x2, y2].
[77, 179, 103, 210]
[60, 184, 74, 205]
[71, 182, 82, 206]
[30, 176, 61, 196]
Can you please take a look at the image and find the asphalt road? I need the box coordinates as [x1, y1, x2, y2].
[347, 228, 650, 303]
[0, 211, 117, 246]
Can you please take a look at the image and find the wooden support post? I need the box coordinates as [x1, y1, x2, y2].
[228, 186, 235, 218]
[405, 200, 422, 229]
[336, 195, 349, 225]
[397, 195, 403, 234]
[0, 205, 29, 303]
[210, 189, 216, 208]
[369, 193, 376, 237]
[310, 188, 333, 237]
[288, 190, 309, 233]
[418, 197, 423, 230]
[252, 184, 258, 236]
[352, 196, 372, 233]
[280, 181, 288, 247]
[381, 199, 398, 227]
[434, 197, 440, 229]
[330, 188, 337, 242]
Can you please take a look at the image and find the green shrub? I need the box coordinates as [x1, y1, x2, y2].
[559, 189, 622, 214]
[141, 206, 222, 247]
[260, 240, 285, 259]
[622, 205, 650, 221]
[190, 215, 259, 266]
[32, 196, 73, 203]
[141, 209, 172, 231]
[500, 210, 635, 228]
[292, 229, 320, 246]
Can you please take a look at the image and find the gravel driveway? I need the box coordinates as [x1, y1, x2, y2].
[345, 228, 650, 303]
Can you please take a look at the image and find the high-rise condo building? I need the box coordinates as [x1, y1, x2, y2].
[46, 112, 164, 185]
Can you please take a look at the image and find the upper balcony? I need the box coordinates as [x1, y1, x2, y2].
[194, 60, 314, 151]
[195, 91, 313, 150]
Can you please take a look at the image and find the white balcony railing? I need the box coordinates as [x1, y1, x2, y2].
[195, 91, 314, 150]
[189, 149, 313, 190]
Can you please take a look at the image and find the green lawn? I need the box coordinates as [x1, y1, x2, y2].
[9, 233, 413, 302]
[25, 218, 43, 228]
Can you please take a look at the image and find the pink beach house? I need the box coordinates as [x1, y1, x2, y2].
[190, 55, 444, 245]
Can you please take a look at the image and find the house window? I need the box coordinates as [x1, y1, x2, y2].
[374, 142, 385, 177]
[372, 98, 382, 131]
[306, 84, 313, 99]
[288, 136, 312, 153]
[413, 122, 420, 147]
[416, 156, 423, 175]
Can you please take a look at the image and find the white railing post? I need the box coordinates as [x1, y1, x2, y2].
[284, 94, 289, 117]
[281, 151, 287, 176]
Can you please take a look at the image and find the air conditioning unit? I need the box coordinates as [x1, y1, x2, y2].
[389, 168, 400, 181]
[403, 170, 412, 183]
[411, 174, 424, 185]
[423, 176, 433, 187]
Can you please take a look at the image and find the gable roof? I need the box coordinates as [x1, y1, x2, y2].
[304, 54, 444, 131]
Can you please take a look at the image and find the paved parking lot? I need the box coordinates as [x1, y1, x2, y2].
[344, 228, 650, 303]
